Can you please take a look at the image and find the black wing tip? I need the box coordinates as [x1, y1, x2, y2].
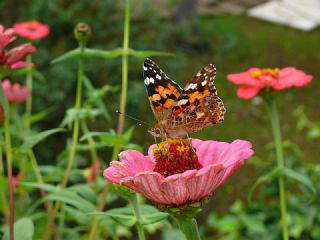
[144, 58, 154, 66]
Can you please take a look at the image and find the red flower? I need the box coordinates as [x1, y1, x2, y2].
[105, 139, 253, 207]
[2, 79, 31, 103]
[0, 24, 36, 70]
[227, 67, 313, 99]
[14, 21, 50, 40]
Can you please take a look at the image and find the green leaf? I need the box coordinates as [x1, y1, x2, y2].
[19, 128, 65, 153]
[64, 205, 91, 225]
[51, 48, 123, 64]
[28, 107, 56, 124]
[68, 184, 97, 203]
[83, 75, 111, 121]
[20, 182, 58, 192]
[281, 168, 316, 194]
[0, 82, 9, 116]
[2, 218, 34, 240]
[140, 208, 168, 225]
[248, 167, 280, 203]
[80, 131, 128, 146]
[101, 207, 137, 227]
[128, 49, 174, 59]
[46, 190, 96, 213]
[60, 108, 102, 128]
[51, 49, 80, 63]
[51, 47, 174, 63]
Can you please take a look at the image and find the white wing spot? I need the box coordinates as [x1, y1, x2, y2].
[143, 66, 148, 71]
[144, 78, 149, 85]
[156, 74, 161, 80]
[201, 80, 207, 86]
[149, 77, 155, 84]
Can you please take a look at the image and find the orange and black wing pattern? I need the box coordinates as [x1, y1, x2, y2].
[143, 59, 182, 123]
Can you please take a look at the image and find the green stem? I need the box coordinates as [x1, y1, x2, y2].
[87, 146, 120, 240]
[117, 0, 130, 135]
[130, 194, 146, 240]
[43, 41, 85, 240]
[265, 96, 288, 240]
[4, 108, 14, 240]
[0, 76, 14, 240]
[0, 138, 9, 223]
[62, 41, 85, 188]
[81, 120, 98, 163]
[176, 216, 201, 240]
[25, 54, 33, 129]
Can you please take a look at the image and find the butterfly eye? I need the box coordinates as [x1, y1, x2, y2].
[154, 128, 161, 134]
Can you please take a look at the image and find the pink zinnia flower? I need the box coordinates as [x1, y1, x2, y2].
[227, 67, 313, 100]
[0, 24, 36, 70]
[2, 79, 31, 104]
[104, 139, 253, 206]
[14, 21, 50, 40]
[0, 25, 16, 52]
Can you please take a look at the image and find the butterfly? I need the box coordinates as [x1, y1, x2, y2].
[143, 58, 225, 138]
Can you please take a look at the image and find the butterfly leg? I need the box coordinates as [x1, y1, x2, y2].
[186, 134, 197, 154]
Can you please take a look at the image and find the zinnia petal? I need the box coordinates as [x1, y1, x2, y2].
[237, 86, 261, 99]
[104, 138, 254, 206]
[227, 68, 262, 87]
[272, 67, 313, 90]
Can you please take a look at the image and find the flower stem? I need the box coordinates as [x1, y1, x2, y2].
[117, 0, 130, 134]
[265, 96, 288, 240]
[43, 41, 85, 240]
[25, 54, 33, 129]
[130, 194, 146, 240]
[81, 120, 98, 163]
[0, 145, 9, 223]
[4, 115, 14, 240]
[0, 76, 14, 240]
[62, 41, 85, 188]
[176, 216, 201, 240]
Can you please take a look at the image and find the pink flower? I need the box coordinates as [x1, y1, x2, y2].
[104, 139, 253, 206]
[0, 24, 36, 70]
[2, 79, 31, 103]
[0, 25, 16, 53]
[14, 21, 50, 40]
[227, 67, 313, 99]
[86, 160, 102, 184]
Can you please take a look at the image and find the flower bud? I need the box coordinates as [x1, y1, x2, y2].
[74, 23, 91, 44]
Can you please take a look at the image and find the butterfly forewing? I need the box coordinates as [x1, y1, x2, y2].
[143, 59, 182, 123]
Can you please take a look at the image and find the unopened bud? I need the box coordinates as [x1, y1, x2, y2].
[74, 23, 91, 44]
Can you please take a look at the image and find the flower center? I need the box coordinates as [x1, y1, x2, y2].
[26, 22, 38, 32]
[153, 139, 202, 177]
[251, 68, 280, 80]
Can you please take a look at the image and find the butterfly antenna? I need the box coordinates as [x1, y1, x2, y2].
[116, 110, 152, 127]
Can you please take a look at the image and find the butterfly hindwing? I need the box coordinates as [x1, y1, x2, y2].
[143, 59, 182, 123]
[168, 64, 225, 134]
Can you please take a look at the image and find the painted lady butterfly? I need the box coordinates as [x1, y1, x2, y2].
[143, 58, 225, 138]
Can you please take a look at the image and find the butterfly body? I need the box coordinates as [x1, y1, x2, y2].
[143, 59, 225, 139]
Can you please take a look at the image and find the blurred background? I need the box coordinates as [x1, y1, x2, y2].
[1, 0, 320, 239]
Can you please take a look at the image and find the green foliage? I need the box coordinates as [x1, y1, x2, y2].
[1, 218, 34, 240]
